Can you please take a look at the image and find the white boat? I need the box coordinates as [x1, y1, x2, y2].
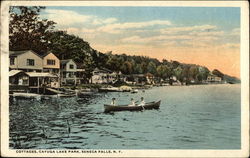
[131, 89, 139, 93]
[11, 92, 42, 100]
[99, 87, 122, 92]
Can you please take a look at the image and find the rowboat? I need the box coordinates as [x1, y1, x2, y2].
[104, 100, 161, 113]
[99, 87, 122, 92]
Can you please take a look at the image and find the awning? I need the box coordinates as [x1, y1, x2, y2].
[9, 70, 23, 77]
[26, 72, 58, 78]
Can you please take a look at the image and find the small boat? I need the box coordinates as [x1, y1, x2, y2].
[131, 89, 139, 93]
[11, 92, 42, 100]
[99, 87, 122, 92]
[76, 88, 97, 97]
[104, 100, 161, 113]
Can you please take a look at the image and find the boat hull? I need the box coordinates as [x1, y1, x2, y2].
[104, 100, 161, 113]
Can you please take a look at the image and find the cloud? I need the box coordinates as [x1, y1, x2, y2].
[67, 27, 96, 34]
[43, 9, 239, 58]
[120, 24, 224, 48]
[92, 18, 117, 25]
[229, 28, 240, 36]
[160, 25, 217, 34]
[66, 27, 97, 40]
[97, 20, 172, 33]
[189, 31, 224, 36]
[42, 9, 118, 28]
[42, 9, 93, 27]
[121, 35, 193, 44]
[220, 43, 240, 49]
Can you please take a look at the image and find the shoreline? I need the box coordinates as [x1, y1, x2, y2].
[9, 82, 240, 100]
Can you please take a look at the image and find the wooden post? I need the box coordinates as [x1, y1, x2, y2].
[74, 72, 77, 86]
[37, 77, 39, 94]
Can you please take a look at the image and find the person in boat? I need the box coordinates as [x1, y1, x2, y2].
[129, 98, 136, 106]
[111, 98, 116, 106]
[139, 97, 145, 106]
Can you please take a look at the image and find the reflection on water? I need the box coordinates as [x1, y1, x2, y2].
[9, 84, 241, 149]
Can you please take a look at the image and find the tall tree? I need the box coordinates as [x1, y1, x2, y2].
[173, 66, 183, 81]
[147, 61, 157, 75]
[9, 6, 56, 54]
[121, 61, 133, 74]
[106, 55, 122, 71]
[212, 69, 224, 79]
[189, 66, 199, 80]
[157, 65, 170, 79]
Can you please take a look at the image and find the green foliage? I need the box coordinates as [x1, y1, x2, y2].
[156, 65, 171, 79]
[105, 54, 123, 71]
[121, 61, 133, 74]
[147, 61, 157, 74]
[173, 66, 183, 81]
[9, 6, 56, 53]
[47, 31, 94, 62]
[212, 69, 224, 79]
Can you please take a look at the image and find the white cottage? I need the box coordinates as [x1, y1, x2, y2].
[60, 59, 77, 85]
[9, 50, 43, 72]
[91, 68, 117, 84]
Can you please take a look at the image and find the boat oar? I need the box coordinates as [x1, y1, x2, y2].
[141, 105, 145, 111]
[136, 101, 145, 110]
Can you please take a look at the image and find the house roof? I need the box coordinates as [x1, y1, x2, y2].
[9, 50, 42, 58]
[41, 51, 58, 58]
[132, 74, 145, 77]
[9, 51, 27, 56]
[75, 62, 85, 69]
[60, 59, 74, 65]
[9, 70, 25, 77]
[41, 52, 51, 57]
[93, 67, 112, 73]
[26, 72, 58, 78]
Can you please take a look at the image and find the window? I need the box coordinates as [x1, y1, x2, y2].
[47, 59, 55, 65]
[69, 64, 74, 69]
[10, 57, 15, 65]
[27, 59, 35, 66]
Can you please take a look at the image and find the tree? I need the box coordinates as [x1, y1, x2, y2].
[106, 55, 122, 71]
[141, 62, 148, 74]
[134, 64, 143, 74]
[212, 69, 224, 79]
[181, 66, 190, 81]
[189, 66, 199, 81]
[173, 66, 183, 81]
[172, 61, 180, 69]
[147, 61, 157, 75]
[121, 61, 133, 74]
[9, 6, 56, 54]
[156, 65, 170, 79]
[198, 67, 210, 81]
[47, 31, 95, 62]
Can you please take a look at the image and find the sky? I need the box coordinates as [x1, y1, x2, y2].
[40, 7, 240, 78]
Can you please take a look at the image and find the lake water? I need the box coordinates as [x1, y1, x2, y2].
[9, 84, 241, 149]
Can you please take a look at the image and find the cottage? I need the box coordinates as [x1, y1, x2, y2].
[207, 74, 222, 82]
[9, 70, 29, 86]
[9, 50, 43, 72]
[125, 74, 147, 85]
[145, 73, 155, 84]
[91, 68, 117, 84]
[75, 63, 85, 84]
[42, 52, 60, 74]
[60, 59, 77, 85]
[9, 70, 59, 93]
[26, 72, 58, 87]
[9, 70, 30, 93]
